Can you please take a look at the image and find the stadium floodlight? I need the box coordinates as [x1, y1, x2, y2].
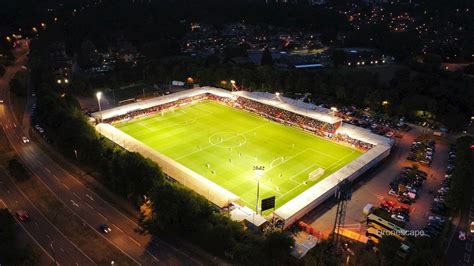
[275, 92, 280, 96]
[96, 92, 103, 123]
[254, 166, 264, 215]
[230, 80, 238, 91]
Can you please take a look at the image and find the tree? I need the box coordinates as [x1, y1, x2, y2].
[0, 209, 39, 265]
[9, 78, 26, 97]
[261, 47, 273, 66]
[261, 231, 294, 265]
[77, 40, 98, 68]
[423, 53, 442, 69]
[378, 235, 401, 266]
[331, 50, 347, 67]
[0, 65, 5, 77]
[8, 158, 30, 182]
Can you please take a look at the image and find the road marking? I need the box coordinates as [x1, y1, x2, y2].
[85, 202, 94, 210]
[52, 174, 60, 182]
[85, 194, 94, 201]
[45, 234, 50, 239]
[60, 248, 65, 253]
[62, 183, 70, 190]
[128, 235, 142, 247]
[70, 200, 79, 207]
[73, 192, 81, 200]
[44, 167, 51, 173]
[112, 224, 125, 233]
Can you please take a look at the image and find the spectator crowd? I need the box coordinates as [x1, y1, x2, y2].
[100, 93, 373, 151]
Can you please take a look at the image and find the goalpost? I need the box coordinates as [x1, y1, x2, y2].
[308, 167, 325, 181]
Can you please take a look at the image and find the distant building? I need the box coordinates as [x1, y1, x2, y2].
[48, 42, 72, 79]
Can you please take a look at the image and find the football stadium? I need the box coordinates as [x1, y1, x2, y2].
[92, 87, 393, 228]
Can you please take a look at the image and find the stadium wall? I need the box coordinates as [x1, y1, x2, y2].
[96, 123, 240, 208]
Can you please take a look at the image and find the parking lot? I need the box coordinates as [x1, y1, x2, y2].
[303, 125, 450, 236]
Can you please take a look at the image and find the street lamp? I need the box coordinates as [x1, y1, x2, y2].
[57, 79, 62, 84]
[96, 92, 102, 123]
[230, 80, 237, 91]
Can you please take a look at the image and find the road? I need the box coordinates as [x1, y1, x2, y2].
[1, 40, 203, 265]
[0, 169, 95, 265]
[0, 41, 95, 265]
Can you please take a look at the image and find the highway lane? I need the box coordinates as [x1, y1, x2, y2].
[0, 41, 97, 265]
[19, 145, 198, 265]
[0, 168, 96, 265]
[2, 40, 203, 265]
[0, 45, 146, 265]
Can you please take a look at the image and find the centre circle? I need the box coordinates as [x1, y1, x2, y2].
[209, 132, 247, 148]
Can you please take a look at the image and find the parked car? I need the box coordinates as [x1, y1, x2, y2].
[388, 189, 399, 197]
[391, 214, 407, 223]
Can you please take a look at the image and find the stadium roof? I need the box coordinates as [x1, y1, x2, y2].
[91, 87, 234, 120]
[336, 123, 394, 146]
[232, 91, 342, 124]
[230, 206, 267, 227]
[274, 144, 391, 224]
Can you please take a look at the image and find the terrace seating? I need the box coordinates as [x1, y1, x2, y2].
[101, 93, 373, 150]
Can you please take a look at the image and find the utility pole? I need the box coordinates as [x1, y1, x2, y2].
[50, 241, 58, 266]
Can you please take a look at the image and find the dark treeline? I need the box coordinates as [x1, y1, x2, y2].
[38, 0, 348, 60]
[445, 136, 474, 210]
[29, 39, 295, 265]
[76, 55, 474, 131]
[0, 209, 38, 265]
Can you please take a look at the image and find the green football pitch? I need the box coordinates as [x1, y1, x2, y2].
[116, 100, 362, 211]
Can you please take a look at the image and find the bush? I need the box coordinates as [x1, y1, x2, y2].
[445, 136, 474, 210]
[0, 209, 39, 265]
[8, 158, 30, 181]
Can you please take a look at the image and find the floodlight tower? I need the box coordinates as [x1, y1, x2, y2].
[255, 168, 264, 214]
[96, 91, 102, 123]
[330, 179, 352, 249]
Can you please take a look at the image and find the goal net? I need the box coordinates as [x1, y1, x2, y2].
[308, 167, 325, 181]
